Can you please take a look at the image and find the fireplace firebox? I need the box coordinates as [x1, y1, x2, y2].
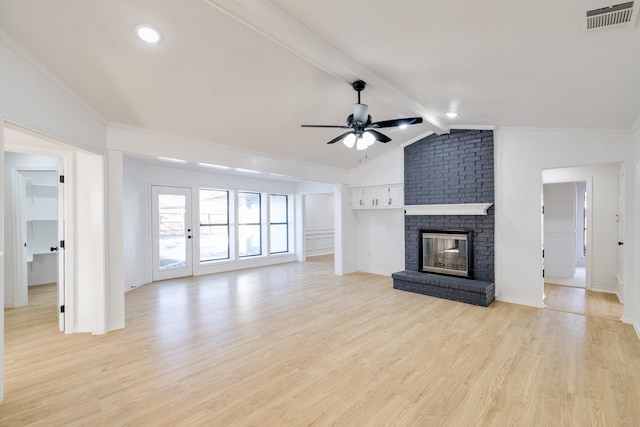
[419, 230, 473, 278]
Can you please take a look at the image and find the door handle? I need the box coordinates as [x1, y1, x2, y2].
[50, 246, 58, 252]
[618, 241, 624, 245]
[187, 235, 192, 239]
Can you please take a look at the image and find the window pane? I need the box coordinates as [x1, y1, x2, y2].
[200, 189, 228, 225]
[199, 189, 229, 262]
[158, 194, 186, 270]
[200, 225, 229, 261]
[270, 224, 288, 253]
[269, 194, 287, 223]
[238, 192, 261, 223]
[238, 225, 261, 257]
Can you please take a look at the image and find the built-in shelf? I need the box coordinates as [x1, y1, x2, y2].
[404, 203, 493, 216]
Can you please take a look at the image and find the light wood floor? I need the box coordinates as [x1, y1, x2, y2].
[3, 259, 640, 426]
[544, 283, 624, 320]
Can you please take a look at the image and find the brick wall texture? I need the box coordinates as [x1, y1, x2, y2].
[404, 129, 495, 282]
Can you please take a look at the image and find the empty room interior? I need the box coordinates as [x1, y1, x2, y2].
[1, 1, 640, 425]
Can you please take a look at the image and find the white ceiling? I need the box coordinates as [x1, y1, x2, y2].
[1, 0, 639, 170]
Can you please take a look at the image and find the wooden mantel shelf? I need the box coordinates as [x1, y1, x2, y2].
[404, 203, 493, 216]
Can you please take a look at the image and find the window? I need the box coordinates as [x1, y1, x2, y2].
[269, 194, 288, 254]
[199, 189, 229, 261]
[238, 192, 261, 257]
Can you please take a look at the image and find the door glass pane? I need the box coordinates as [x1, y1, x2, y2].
[158, 194, 186, 270]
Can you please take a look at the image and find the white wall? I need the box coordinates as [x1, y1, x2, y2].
[631, 123, 640, 337]
[108, 124, 348, 184]
[543, 164, 620, 293]
[347, 147, 405, 276]
[123, 156, 149, 290]
[0, 35, 105, 153]
[122, 158, 302, 287]
[495, 128, 634, 311]
[356, 209, 405, 275]
[0, 34, 109, 401]
[304, 194, 334, 257]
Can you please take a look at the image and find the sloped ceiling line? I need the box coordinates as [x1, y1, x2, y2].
[203, 0, 449, 134]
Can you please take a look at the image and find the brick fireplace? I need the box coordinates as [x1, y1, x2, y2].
[392, 129, 495, 306]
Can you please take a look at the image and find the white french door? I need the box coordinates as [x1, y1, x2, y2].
[152, 186, 193, 281]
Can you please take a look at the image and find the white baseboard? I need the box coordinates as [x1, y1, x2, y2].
[635, 321, 640, 343]
[495, 296, 544, 308]
[125, 280, 151, 292]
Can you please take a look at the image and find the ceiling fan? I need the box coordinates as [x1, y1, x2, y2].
[301, 80, 423, 150]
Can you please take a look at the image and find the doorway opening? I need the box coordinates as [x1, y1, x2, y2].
[303, 193, 335, 259]
[543, 180, 588, 289]
[541, 163, 624, 321]
[4, 148, 66, 331]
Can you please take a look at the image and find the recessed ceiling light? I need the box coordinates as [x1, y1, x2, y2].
[136, 25, 161, 44]
[446, 111, 458, 119]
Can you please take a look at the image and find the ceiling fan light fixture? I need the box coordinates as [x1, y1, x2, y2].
[343, 133, 356, 148]
[353, 103, 368, 123]
[362, 131, 375, 147]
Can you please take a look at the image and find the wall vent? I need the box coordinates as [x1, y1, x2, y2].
[585, 1, 637, 31]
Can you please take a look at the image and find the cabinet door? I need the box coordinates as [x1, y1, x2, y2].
[350, 188, 365, 208]
[363, 187, 377, 207]
[388, 185, 403, 207]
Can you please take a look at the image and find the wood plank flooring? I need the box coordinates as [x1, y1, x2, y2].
[2, 258, 640, 426]
[544, 283, 624, 320]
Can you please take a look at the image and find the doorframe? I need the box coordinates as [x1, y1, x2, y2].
[542, 177, 593, 290]
[5, 145, 73, 332]
[151, 185, 194, 281]
[10, 166, 62, 308]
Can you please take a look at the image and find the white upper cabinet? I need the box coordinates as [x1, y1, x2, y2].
[350, 184, 403, 209]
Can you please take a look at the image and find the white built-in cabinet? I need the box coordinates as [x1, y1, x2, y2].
[350, 184, 403, 209]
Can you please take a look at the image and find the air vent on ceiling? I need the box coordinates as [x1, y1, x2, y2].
[585, 1, 637, 31]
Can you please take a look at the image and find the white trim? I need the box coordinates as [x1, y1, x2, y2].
[404, 203, 493, 216]
[451, 124, 496, 131]
[496, 296, 545, 308]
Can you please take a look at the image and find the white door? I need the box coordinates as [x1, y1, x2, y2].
[617, 164, 625, 299]
[152, 186, 193, 281]
[543, 183, 578, 280]
[57, 162, 65, 332]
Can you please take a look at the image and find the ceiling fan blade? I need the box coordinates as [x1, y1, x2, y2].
[301, 124, 351, 129]
[326, 131, 354, 145]
[369, 117, 423, 129]
[367, 129, 391, 143]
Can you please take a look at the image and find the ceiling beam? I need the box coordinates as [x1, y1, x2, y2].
[203, 0, 449, 134]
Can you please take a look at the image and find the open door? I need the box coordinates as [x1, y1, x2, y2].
[57, 159, 65, 332]
[617, 164, 625, 301]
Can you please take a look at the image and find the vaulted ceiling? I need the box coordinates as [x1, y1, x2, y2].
[1, 0, 639, 169]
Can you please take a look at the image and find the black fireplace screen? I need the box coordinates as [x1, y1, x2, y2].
[420, 230, 472, 278]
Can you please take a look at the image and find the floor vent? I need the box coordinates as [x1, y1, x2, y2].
[586, 2, 637, 31]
